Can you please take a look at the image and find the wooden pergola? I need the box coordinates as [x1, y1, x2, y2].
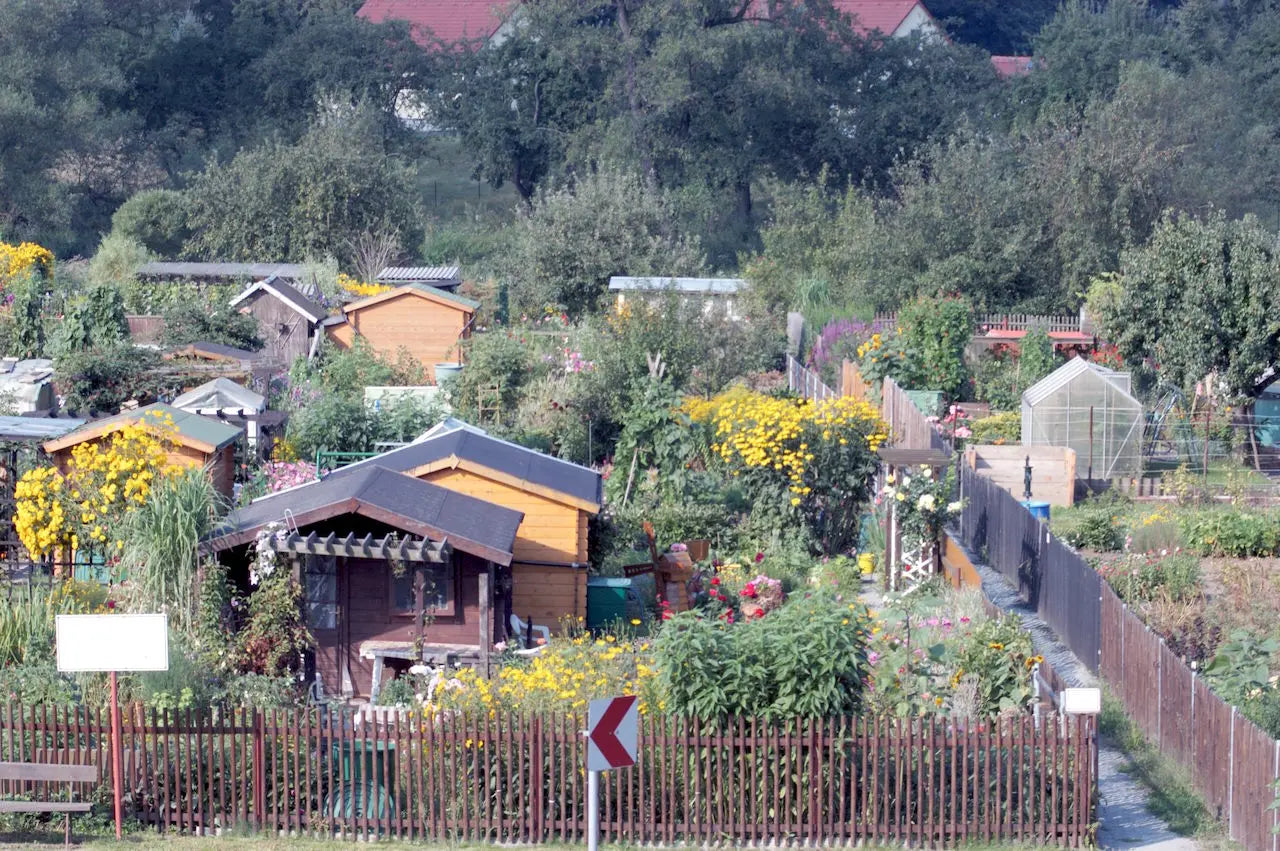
[262, 531, 451, 563]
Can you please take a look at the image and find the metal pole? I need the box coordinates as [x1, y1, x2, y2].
[588, 769, 600, 851]
[1088, 405, 1094, 482]
[110, 670, 123, 840]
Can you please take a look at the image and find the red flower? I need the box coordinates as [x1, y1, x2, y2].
[742, 582, 757, 598]
[661, 611, 672, 620]
[710, 576, 720, 586]
[106, 600, 116, 610]
[754, 552, 764, 563]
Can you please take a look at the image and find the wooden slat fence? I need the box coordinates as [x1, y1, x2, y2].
[884, 383, 1280, 850]
[882, 378, 951, 456]
[874, 313, 1080, 334]
[786, 354, 838, 401]
[0, 705, 1096, 845]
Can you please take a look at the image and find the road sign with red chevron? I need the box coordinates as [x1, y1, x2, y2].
[586, 695, 638, 771]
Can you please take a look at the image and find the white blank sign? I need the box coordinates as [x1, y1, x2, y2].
[1062, 687, 1101, 715]
[56, 614, 170, 672]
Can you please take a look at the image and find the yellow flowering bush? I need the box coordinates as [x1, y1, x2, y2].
[683, 387, 888, 552]
[427, 629, 661, 715]
[337, 273, 391, 298]
[0, 241, 54, 280]
[15, 413, 183, 559]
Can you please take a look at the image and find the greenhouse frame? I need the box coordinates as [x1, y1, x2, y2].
[1021, 358, 1144, 479]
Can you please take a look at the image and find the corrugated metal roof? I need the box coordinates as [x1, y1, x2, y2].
[329, 420, 602, 508]
[138, 262, 309, 280]
[0, 416, 86, 441]
[208, 465, 523, 564]
[608, 277, 745, 295]
[377, 266, 461, 283]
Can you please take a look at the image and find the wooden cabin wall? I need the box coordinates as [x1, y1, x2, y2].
[238, 292, 313, 365]
[421, 467, 589, 631]
[329, 293, 471, 383]
[315, 552, 489, 701]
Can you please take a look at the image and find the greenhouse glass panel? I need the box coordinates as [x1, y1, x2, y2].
[1021, 358, 1144, 479]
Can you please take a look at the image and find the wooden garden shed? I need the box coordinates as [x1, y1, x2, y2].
[229, 276, 328, 365]
[325, 420, 602, 629]
[206, 465, 524, 701]
[42, 403, 243, 498]
[325, 284, 479, 384]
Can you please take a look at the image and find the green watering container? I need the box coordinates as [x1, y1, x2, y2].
[325, 739, 396, 821]
[586, 577, 641, 631]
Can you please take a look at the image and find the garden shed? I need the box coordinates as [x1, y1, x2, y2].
[326, 419, 602, 629]
[171, 378, 272, 449]
[325, 284, 479, 384]
[228, 275, 328, 365]
[206, 465, 524, 701]
[1021, 357, 1143, 480]
[42, 403, 243, 498]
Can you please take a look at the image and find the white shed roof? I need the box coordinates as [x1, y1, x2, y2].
[376, 266, 461, 284]
[608, 276, 744, 295]
[171, 378, 266, 414]
[1021, 357, 1138, 408]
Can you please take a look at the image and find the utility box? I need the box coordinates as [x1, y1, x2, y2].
[587, 577, 643, 631]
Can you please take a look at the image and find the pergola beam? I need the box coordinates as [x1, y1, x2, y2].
[265, 532, 450, 563]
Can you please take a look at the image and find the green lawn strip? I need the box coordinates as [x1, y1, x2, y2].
[1099, 689, 1224, 840]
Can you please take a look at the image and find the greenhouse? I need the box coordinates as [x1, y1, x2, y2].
[1021, 357, 1144, 479]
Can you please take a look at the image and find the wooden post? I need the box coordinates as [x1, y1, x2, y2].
[479, 567, 492, 677]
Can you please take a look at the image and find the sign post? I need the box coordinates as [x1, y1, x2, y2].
[585, 695, 639, 851]
[56, 613, 169, 839]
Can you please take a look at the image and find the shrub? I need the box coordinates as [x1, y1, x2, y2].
[655, 593, 870, 721]
[1054, 497, 1127, 551]
[110, 189, 190, 257]
[1098, 552, 1201, 604]
[967, 411, 1022, 444]
[161, 300, 263, 351]
[1180, 509, 1280, 557]
[0, 581, 108, 667]
[0, 662, 78, 707]
[683, 388, 888, 554]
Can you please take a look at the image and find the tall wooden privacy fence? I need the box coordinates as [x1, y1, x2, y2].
[883, 377, 951, 455]
[0, 705, 1096, 845]
[875, 384, 1280, 851]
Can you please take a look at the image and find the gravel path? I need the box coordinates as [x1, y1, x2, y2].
[964, 549, 1198, 851]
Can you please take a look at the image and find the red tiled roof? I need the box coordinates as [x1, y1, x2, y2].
[360, 0, 932, 46]
[357, 0, 515, 44]
[991, 55, 1036, 77]
[835, 0, 930, 36]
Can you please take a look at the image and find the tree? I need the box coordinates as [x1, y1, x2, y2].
[1109, 210, 1280, 397]
[504, 169, 703, 316]
[183, 113, 423, 266]
[110, 189, 190, 257]
[161, 302, 263, 351]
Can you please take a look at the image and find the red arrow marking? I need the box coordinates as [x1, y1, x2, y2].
[589, 695, 637, 768]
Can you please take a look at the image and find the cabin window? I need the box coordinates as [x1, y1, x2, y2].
[391, 563, 455, 617]
[304, 555, 337, 630]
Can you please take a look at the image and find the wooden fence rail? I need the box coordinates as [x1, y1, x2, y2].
[0, 705, 1096, 846]
[881, 383, 1280, 850]
[786, 354, 838, 401]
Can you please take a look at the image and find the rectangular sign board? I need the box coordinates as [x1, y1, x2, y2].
[1061, 687, 1101, 715]
[56, 614, 169, 673]
[587, 695, 639, 772]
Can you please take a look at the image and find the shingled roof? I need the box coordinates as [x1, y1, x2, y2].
[207, 465, 524, 565]
[330, 421, 602, 510]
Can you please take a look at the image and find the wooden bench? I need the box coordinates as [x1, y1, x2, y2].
[0, 761, 97, 846]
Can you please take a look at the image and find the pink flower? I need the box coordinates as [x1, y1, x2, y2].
[960, 616, 970, 624]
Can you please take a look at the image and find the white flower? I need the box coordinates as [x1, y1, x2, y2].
[917, 494, 936, 511]
[902, 476, 912, 488]
[947, 501, 963, 513]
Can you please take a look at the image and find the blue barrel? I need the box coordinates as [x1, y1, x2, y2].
[1022, 500, 1051, 522]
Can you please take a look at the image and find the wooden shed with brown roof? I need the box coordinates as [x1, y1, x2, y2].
[42, 403, 244, 498]
[326, 420, 602, 630]
[229, 276, 329, 366]
[325, 284, 480, 383]
[207, 465, 525, 700]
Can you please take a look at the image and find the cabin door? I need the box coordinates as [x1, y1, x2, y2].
[302, 555, 340, 697]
